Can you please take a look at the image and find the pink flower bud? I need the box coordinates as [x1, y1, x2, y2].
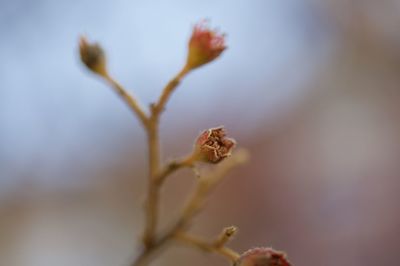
[234, 247, 292, 266]
[194, 126, 236, 164]
[186, 21, 227, 70]
[79, 36, 108, 76]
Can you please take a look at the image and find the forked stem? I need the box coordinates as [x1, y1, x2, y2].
[142, 66, 190, 248]
[132, 151, 248, 266]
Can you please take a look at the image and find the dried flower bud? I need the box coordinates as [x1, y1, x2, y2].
[79, 36, 107, 76]
[234, 247, 292, 266]
[194, 126, 236, 164]
[186, 20, 227, 70]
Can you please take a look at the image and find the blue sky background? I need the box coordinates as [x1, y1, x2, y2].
[0, 0, 333, 197]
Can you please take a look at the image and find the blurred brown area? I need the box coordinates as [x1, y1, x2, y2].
[2, 1, 400, 266]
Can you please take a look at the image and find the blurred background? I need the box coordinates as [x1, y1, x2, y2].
[1, 0, 400, 265]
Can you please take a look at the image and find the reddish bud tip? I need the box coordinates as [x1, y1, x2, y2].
[234, 247, 292, 266]
[79, 36, 107, 76]
[186, 20, 227, 70]
[194, 126, 236, 164]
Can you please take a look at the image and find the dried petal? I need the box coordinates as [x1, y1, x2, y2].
[234, 247, 292, 266]
[194, 126, 236, 163]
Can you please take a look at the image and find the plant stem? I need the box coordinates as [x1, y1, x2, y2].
[214, 226, 238, 248]
[103, 74, 148, 127]
[142, 67, 190, 247]
[134, 151, 248, 265]
[156, 152, 198, 185]
[132, 226, 239, 266]
[154, 66, 190, 115]
[143, 119, 161, 248]
[174, 232, 240, 262]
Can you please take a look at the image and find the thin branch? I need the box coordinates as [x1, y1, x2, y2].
[102, 72, 164, 248]
[174, 232, 240, 262]
[103, 74, 149, 127]
[131, 150, 248, 266]
[156, 152, 198, 185]
[214, 226, 238, 248]
[81, 26, 249, 266]
[153, 66, 190, 116]
[180, 149, 249, 224]
[141, 66, 191, 247]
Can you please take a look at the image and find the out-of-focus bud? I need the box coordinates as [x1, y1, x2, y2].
[234, 247, 292, 266]
[79, 36, 108, 76]
[186, 21, 227, 70]
[194, 126, 236, 164]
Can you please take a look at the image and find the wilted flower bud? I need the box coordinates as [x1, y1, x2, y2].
[79, 36, 108, 76]
[194, 126, 236, 164]
[234, 247, 292, 266]
[186, 21, 227, 70]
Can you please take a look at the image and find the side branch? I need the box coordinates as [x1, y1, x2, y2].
[180, 149, 249, 224]
[103, 74, 149, 127]
[156, 152, 198, 185]
[214, 226, 238, 248]
[153, 66, 190, 116]
[174, 232, 240, 262]
[131, 150, 248, 266]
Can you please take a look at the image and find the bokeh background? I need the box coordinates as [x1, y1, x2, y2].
[1, 0, 400, 265]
